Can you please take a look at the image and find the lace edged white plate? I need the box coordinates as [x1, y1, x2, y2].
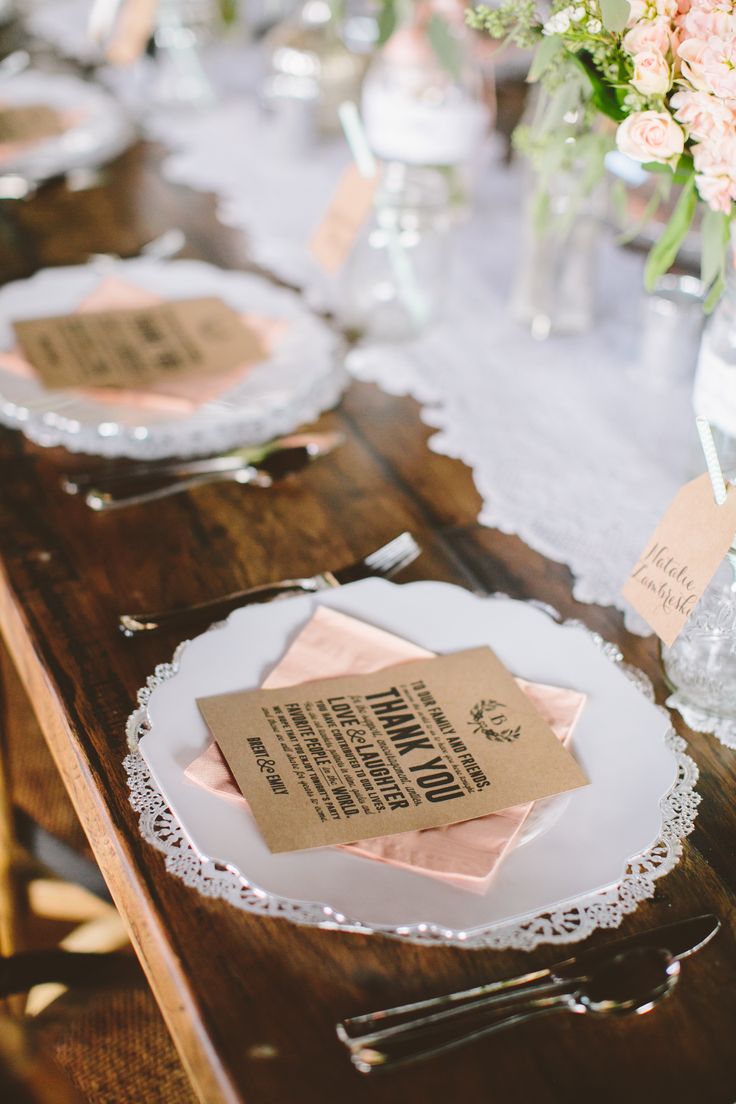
[0, 69, 134, 181]
[124, 580, 699, 949]
[0, 257, 345, 458]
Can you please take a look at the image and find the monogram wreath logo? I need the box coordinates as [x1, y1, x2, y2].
[468, 700, 521, 743]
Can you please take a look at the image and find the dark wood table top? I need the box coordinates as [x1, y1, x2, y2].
[0, 75, 735, 1104]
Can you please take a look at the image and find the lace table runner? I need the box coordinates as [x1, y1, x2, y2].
[142, 98, 694, 631]
[27, 4, 698, 631]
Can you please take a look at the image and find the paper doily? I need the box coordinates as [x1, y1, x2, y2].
[124, 605, 699, 950]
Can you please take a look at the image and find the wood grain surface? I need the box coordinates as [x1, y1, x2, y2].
[0, 60, 734, 1104]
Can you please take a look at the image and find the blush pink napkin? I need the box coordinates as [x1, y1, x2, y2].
[0, 277, 285, 414]
[187, 607, 586, 894]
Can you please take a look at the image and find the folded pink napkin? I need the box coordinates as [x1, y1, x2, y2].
[187, 607, 586, 894]
[0, 276, 285, 414]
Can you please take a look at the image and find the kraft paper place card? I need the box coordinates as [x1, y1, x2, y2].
[13, 297, 267, 391]
[623, 473, 736, 646]
[197, 646, 589, 854]
[309, 163, 378, 275]
[0, 105, 65, 145]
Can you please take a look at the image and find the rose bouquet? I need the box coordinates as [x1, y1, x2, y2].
[468, 0, 736, 308]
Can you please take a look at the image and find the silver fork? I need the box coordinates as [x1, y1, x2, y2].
[118, 531, 421, 637]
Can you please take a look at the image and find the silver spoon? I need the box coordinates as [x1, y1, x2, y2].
[345, 946, 680, 1073]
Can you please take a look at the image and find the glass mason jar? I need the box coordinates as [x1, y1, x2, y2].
[661, 543, 736, 722]
[693, 233, 736, 471]
[260, 0, 367, 143]
[336, 163, 452, 342]
[360, 0, 490, 205]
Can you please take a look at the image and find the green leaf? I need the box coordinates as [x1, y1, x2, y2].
[376, 0, 397, 45]
[644, 176, 697, 291]
[700, 208, 730, 289]
[641, 156, 693, 185]
[573, 53, 626, 121]
[427, 14, 462, 81]
[218, 0, 238, 25]
[527, 35, 564, 83]
[641, 161, 672, 175]
[704, 270, 726, 313]
[599, 0, 631, 33]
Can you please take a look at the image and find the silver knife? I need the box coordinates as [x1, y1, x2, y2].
[337, 914, 720, 1046]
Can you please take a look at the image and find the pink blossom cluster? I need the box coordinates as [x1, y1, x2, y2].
[615, 0, 736, 214]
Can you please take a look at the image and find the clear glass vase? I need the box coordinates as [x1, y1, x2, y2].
[693, 236, 736, 470]
[336, 163, 452, 342]
[260, 0, 367, 144]
[511, 167, 603, 340]
[661, 545, 736, 722]
[510, 86, 607, 340]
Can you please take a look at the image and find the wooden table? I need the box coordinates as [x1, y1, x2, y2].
[0, 107, 735, 1104]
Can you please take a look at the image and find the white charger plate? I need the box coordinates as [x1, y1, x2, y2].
[127, 580, 699, 949]
[0, 257, 345, 458]
[0, 69, 134, 181]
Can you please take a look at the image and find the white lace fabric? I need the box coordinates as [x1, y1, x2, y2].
[146, 104, 700, 632]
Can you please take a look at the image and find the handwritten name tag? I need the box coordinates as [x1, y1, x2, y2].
[13, 297, 267, 391]
[309, 163, 378, 275]
[197, 646, 588, 854]
[623, 473, 736, 645]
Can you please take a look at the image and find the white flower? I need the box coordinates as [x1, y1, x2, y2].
[588, 17, 602, 32]
[543, 8, 573, 34]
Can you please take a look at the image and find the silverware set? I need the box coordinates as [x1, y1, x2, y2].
[337, 914, 720, 1073]
[119, 530, 421, 636]
[63, 422, 421, 636]
[63, 431, 344, 510]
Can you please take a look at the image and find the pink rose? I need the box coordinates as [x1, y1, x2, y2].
[616, 110, 685, 163]
[670, 88, 735, 139]
[632, 48, 672, 93]
[623, 18, 677, 54]
[695, 171, 736, 212]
